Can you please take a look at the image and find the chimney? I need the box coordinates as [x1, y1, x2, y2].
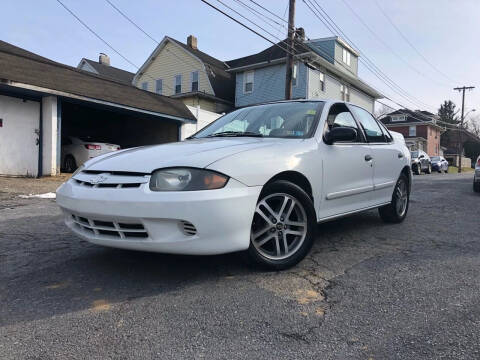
[187, 35, 198, 50]
[99, 53, 110, 66]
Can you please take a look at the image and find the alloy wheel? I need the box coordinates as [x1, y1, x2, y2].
[395, 179, 408, 217]
[251, 193, 307, 260]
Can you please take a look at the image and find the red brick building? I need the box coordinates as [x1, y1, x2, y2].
[380, 110, 444, 156]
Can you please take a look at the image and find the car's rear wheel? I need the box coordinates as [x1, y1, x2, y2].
[426, 164, 432, 174]
[474, 180, 480, 193]
[64, 155, 77, 173]
[415, 164, 422, 175]
[379, 174, 409, 223]
[248, 180, 316, 270]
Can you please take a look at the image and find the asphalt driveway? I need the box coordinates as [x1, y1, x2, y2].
[0, 173, 478, 359]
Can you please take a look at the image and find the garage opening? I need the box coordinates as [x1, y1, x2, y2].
[60, 99, 180, 172]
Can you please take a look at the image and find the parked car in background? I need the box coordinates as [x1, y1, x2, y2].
[57, 100, 412, 270]
[430, 156, 448, 173]
[411, 150, 431, 175]
[61, 136, 120, 172]
[474, 155, 480, 193]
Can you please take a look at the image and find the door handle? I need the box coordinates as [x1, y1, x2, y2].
[398, 152, 404, 158]
[364, 155, 373, 162]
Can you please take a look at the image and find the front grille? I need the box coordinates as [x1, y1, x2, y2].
[180, 221, 197, 236]
[70, 214, 148, 239]
[75, 179, 142, 189]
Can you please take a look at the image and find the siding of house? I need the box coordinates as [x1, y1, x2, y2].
[134, 42, 213, 96]
[334, 42, 358, 76]
[306, 68, 374, 113]
[385, 123, 441, 156]
[235, 63, 307, 107]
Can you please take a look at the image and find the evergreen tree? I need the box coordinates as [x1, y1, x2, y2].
[438, 100, 459, 125]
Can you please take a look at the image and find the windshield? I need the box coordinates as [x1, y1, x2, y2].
[431, 156, 441, 161]
[411, 151, 419, 158]
[192, 102, 324, 139]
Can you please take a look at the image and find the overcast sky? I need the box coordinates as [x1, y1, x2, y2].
[1, 0, 479, 116]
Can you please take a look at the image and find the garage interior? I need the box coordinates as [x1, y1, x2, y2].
[60, 98, 180, 171]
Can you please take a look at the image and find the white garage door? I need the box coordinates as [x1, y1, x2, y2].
[0, 95, 40, 176]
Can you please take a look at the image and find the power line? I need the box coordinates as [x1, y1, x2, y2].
[247, 0, 289, 24]
[307, 0, 435, 110]
[57, 0, 177, 93]
[338, 0, 451, 88]
[373, 0, 459, 85]
[304, 0, 436, 111]
[233, 0, 287, 31]
[55, 0, 139, 71]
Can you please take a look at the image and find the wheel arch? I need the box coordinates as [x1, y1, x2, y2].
[400, 165, 412, 194]
[264, 171, 314, 203]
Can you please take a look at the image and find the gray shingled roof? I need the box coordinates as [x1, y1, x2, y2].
[80, 58, 135, 85]
[0, 40, 195, 121]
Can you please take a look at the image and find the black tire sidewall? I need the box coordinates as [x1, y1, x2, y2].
[248, 180, 316, 270]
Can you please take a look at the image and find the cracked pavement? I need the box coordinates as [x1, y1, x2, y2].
[0, 173, 479, 359]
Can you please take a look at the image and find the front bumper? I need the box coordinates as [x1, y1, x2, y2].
[56, 178, 262, 255]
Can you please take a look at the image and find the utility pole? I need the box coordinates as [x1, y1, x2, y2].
[285, 0, 295, 100]
[454, 86, 475, 173]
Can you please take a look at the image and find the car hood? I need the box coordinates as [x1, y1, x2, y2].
[84, 137, 281, 173]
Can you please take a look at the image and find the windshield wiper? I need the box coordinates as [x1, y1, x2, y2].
[205, 131, 263, 138]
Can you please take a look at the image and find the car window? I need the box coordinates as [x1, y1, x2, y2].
[193, 102, 324, 139]
[350, 105, 386, 143]
[324, 103, 362, 142]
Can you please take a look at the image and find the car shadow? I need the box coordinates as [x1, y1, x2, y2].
[1, 210, 389, 327]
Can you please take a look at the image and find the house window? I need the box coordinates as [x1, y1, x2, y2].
[409, 125, 416, 137]
[191, 71, 199, 92]
[340, 84, 350, 101]
[292, 62, 298, 87]
[319, 71, 325, 91]
[391, 115, 406, 122]
[342, 48, 351, 66]
[244, 70, 254, 93]
[141, 82, 148, 90]
[155, 79, 162, 95]
[174, 75, 182, 94]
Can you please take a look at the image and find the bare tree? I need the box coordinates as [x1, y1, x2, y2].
[467, 115, 480, 138]
[374, 103, 393, 119]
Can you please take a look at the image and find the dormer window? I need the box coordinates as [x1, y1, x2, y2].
[342, 48, 351, 66]
[391, 115, 406, 122]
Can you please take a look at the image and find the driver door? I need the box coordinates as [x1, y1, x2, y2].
[318, 103, 375, 219]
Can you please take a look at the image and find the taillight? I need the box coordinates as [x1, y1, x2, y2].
[85, 144, 101, 150]
[477, 158, 480, 166]
[116, 146, 121, 151]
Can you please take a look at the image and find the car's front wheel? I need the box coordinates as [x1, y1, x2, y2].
[426, 164, 432, 174]
[414, 164, 422, 175]
[248, 180, 316, 270]
[378, 174, 409, 223]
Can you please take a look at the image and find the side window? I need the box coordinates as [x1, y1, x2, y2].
[350, 105, 386, 143]
[324, 103, 361, 142]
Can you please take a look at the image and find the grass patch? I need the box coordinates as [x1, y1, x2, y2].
[448, 166, 474, 173]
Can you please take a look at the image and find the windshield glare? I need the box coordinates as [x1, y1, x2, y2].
[192, 102, 324, 139]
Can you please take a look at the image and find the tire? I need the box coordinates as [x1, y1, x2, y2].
[474, 180, 480, 193]
[248, 180, 316, 270]
[414, 164, 422, 175]
[426, 164, 432, 174]
[64, 155, 77, 173]
[378, 174, 410, 223]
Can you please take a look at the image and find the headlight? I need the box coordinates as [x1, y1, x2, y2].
[72, 165, 85, 177]
[149, 168, 229, 191]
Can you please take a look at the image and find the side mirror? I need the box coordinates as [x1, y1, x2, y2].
[324, 127, 357, 145]
[419, 155, 425, 159]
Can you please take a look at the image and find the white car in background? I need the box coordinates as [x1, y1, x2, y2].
[57, 101, 411, 270]
[474, 155, 480, 193]
[61, 136, 120, 172]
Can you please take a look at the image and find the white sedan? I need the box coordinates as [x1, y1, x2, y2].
[57, 101, 411, 269]
[61, 136, 121, 172]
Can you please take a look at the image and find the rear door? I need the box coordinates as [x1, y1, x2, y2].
[319, 103, 374, 219]
[349, 105, 402, 205]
